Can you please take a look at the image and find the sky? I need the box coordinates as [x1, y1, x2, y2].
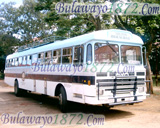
[0, 0, 22, 7]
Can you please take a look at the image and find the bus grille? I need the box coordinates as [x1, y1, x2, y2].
[97, 76, 145, 102]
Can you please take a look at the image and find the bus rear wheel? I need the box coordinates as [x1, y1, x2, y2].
[59, 86, 67, 113]
[14, 80, 23, 97]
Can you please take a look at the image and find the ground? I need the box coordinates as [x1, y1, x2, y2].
[0, 80, 160, 128]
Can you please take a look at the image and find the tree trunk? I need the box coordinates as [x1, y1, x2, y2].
[95, 17, 101, 30]
[155, 46, 158, 86]
[88, 14, 101, 31]
[146, 57, 154, 94]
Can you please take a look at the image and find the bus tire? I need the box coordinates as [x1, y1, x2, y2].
[102, 104, 111, 111]
[59, 86, 67, 113]
[14, 80, 22, 97]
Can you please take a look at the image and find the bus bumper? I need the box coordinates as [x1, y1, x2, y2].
[84, 94, 149, 106]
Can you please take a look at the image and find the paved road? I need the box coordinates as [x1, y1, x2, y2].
[0, 80, 160, 128]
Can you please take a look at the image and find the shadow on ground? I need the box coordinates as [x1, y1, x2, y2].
[5, 91, 134, 121]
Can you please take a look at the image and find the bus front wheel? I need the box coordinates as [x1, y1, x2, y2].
[59, 86, 67, 113]
[14, 80, 23, 97]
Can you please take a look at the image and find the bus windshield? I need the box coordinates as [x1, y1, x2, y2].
[121, 45, 142, 65]
[94, 43, 119, 64]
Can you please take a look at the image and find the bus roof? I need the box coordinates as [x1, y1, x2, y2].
[6, 29, 143, 59]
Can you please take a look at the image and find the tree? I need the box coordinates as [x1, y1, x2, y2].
[0, 57, 5, 79]
[0, 33, 19, 56]
[0, 33, 19, 79]
[0, 0, 50, 44]
[35, 0, 113, 37]
[0, 2, 18, 34]
[149, 42, 160, 86]
[0, 46, 4, 57]
[16, 0, 50, 43]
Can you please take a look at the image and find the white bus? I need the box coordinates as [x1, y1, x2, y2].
[4, 29, 148, 112]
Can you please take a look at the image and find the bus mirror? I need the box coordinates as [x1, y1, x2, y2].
[143, 46, 147, 68]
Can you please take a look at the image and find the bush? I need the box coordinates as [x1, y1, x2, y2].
[0, 73, 4, 79]
[0, 57, 5, 79]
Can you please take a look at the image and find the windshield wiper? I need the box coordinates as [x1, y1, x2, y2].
[106, 41, 118, 56]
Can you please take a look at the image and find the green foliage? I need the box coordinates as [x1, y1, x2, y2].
[0, 2, 17, 33]
[0, 47, 4, 57]
[149, 45, 160, 74]
[0, 33, 19, 56]
[113, 0, 159, 52]
[0, 57, 5, 79]
[0, 0, 50, 44]
[35, 0, 113, 37]
[16, 0, 50, 42]
[114, 14, 160, 54]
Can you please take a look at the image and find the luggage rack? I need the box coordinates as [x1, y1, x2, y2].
[17, 36, 67, 52]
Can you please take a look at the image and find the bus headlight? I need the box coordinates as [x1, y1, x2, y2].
[138, 87, 144, 93]
[96, 90, 104, 95]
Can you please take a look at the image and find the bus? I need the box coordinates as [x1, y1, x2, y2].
[4, 29, 148, 112]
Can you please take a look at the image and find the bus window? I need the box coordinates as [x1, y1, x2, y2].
[22, 56, 27, 66]
[62, 48, 72, 64]
[10, 59, 12, 67]
[74, 45, 84, 64]
[95, 43, 119, 64]
[9, 60, 11, 67]
[38, 52, 44, 65]
[27, 55, 32, 66]
[45, 51, 52, 65]
[11, 59, 14, 67]
[53, 49, 61, 64]
[18, 57, 22, 66]
[121, 45, 141, 65]
[8, 60, 11, 67]
[11, 59, 15, 67]
[32, 54, 38, 66]
[86, 44, 92, 64]
[15, 58, 19, 67]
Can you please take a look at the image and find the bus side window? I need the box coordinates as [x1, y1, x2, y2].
[9, 60, 11, 67]
[8, 60, 10, 67]
[18, 57, 22, 66]
[12, 59, 15, 67]
[62, 47, 72, 64]
[10, 59, 12, 67]
[32, 54, 38, 66]
[6, 59, 9, 67]
[15, 58, 19, 67]
[22, 56, 27, 66]
[27, 55, 32, 66]
[38, 52, 44, 65]
[86, 44, 92, 65]
[53, 49, 61, 64]
[74, 45, 84, 64]
[45, 51, 52, 65]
